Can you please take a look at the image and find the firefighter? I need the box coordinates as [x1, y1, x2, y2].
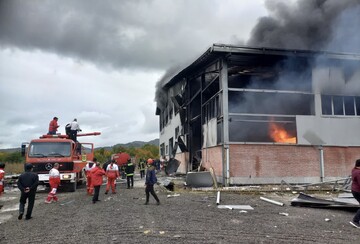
[45, 163, 60, 203]
[138, 159, 146, 179]
[144, 158, 160, 205]
[105, 160, 119, 194]
[69, 118, 82, 142]
[0, 162, 5, 196]
[91, 162, 105, 204]
[48, 116, 59, 135]
[125, 159, 135, 189]
[85, 159, 97, 195]
[17, 164, 39, 220]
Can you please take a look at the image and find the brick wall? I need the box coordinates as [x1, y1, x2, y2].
[199, 144, 360, 184]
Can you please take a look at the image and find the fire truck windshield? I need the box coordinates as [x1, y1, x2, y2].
[28, 142, 71, 157]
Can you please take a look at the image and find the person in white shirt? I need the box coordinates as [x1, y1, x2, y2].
[45, 163, 60, 203]
[69, 118, 82, 142]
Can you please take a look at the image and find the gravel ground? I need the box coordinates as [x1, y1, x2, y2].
[0, 174, 359, 244]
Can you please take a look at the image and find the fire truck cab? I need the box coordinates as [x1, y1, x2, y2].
[21, 132, 100, 192]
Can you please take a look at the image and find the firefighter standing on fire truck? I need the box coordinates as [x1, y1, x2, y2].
[105, 160, 119, 194]
[45, 163, 60, 203]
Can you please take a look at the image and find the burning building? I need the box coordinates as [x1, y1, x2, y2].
[156, 44, 360, 185]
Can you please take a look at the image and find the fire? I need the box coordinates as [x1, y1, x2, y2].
[269, 122, 296, 143]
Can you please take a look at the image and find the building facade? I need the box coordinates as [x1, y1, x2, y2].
[156, 44, 360, 185]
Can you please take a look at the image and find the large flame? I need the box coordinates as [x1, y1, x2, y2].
[269, 122, 296, 143]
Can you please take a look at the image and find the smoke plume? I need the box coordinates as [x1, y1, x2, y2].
[247, 0, 360, 53]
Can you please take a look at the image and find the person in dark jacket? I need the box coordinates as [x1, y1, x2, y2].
[138, 159, 146, 179]
[350, 159, 360, 228]
[144, 158, 160, 205]
[17, 164, 39, 220]
[125, 159, 135, 189]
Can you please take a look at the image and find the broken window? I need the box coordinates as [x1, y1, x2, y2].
[228, 91, 314, 115]
[160, 143, 165, 157]
[169, 137, 173, 157]
[228, 115, 296, 143]
[175, 126, 179, 139]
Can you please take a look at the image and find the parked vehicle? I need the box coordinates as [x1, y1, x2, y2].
[21, 132, 100, 191]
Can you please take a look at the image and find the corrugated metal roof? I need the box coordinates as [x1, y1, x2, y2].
[164, 43, 360, 88]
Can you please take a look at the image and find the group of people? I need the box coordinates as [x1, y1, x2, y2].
[48, 117, 82, 142]
[13, 157, 161, 220]
[82, 157, 159, 205]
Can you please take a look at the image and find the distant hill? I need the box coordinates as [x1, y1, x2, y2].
[0, 148, 20, 153]
[96, 139, 159, 150]
[0, 139, 159, 153]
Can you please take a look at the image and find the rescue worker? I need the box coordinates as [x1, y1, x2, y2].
[91, 162, 105, 204]
[105, 160, 119, 194]
[138, 159, 146, 179]
[0, 162, 5, 196]
[69, 118, 82, 142]
[48, 116, 59, 135]
[85, 159, 96, 195]
[144, 158, 160, 205]
[45, 163, 60, 203]
[125, 159, 135, 189]
[17, 164, 39, 220]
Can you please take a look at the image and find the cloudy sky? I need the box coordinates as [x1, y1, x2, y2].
[0, 0, 267, 149]
[1, 0, 359, 149]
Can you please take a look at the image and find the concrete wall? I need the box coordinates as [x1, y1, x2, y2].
[159, 112, 182, 157]
[197, 144, 360, 185]
[297, 116, 360, 146]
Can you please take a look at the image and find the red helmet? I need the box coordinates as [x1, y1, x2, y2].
[147, 158, 153, 164]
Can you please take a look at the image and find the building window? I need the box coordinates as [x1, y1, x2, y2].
[175, 126, 179, 139]
[160, 143, 165, 157]
[169, 137, 173, 157]
[321, 95, 360, 116]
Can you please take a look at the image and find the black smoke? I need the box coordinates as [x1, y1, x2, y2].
[247, 0, 360, 53]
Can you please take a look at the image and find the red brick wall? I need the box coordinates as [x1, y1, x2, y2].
[199, 144, 360, 184]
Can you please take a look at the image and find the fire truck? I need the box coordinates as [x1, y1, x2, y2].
[111, 152, 131, 178]
[21, 132, 100, 192]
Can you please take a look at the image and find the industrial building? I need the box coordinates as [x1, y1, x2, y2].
[156, 44, 360, 185]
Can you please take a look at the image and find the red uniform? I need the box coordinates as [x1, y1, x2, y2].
[85, 162, 96, 195]
[0, 167, 5, 196]
[91, 166, 105, 187]
[105, 163, 119, 194]
[45, 168, 60, 203]
[90, 165, 105, 203]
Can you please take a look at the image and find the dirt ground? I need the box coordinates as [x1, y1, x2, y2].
[0, 174, 359, 244]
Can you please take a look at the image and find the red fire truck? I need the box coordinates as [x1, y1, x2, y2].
[111, 152, 131, 178]
[21, 132, 100, 191]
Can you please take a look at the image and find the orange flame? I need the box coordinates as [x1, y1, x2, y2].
[269, 122, 296, 143]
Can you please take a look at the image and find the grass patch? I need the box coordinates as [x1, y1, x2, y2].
[3, 162, 24, 174]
